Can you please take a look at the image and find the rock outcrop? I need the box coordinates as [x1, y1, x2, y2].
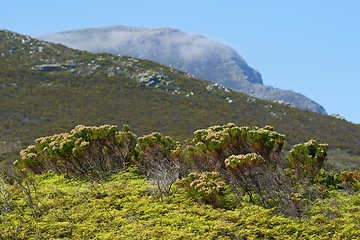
[32, 64, 60, 71]
[330, 114, 345, 121]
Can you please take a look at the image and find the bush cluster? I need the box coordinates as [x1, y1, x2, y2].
[14, 123, 360, 218]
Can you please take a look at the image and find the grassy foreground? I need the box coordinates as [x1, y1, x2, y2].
[1, 168, 359, 240]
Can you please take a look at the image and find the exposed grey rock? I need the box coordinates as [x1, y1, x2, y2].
[32, 64, 60, 71]
[132, 70, 172, 87]
[185, 92, 194, 98]
[38, 25, 327, 114]
[330, 114, 345, 121]
[137, 73, 160, 86]
[273, 100, 296, 108]
[206, 83, 229, 92]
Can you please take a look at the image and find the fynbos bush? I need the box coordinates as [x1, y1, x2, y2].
[178, 171, 225, 205]
[189, 124, 331, 216]
[16, 124, 138, 177]
[137, 132, 187, 200]
[288, 140, 328, 179]
[189, 124, 288, 206]
[336, 171, 360, 191]
[191, 123, 285, 175]
[225, 153, 289, 208]
[193, 124, 285, 157]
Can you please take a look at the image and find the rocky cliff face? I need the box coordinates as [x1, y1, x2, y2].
[38, 26, 326, 114]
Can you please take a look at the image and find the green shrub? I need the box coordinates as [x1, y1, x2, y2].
[191, 123, 286, 175]
[138, 132, 177, 153]
[16, 124, 138, 177]
[336, 171, 360, 191]
[177, 171, 225, 206]
[188, 124, 290, 210]
[225, 153, 291, 209]
[137, 132, 187, 200]
[193, 123, 285, 157]
[288, 140, 328, 179]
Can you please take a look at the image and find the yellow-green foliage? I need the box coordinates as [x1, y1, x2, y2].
[1, 170, 360, 239]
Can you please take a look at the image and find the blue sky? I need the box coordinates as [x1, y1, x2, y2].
[1, 0, 359, 124]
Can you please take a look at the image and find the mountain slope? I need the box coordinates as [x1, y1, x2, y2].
[38, 25, 326, 114]
[1, 30, 360, 168]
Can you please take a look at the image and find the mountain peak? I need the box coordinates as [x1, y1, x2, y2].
[38, 26, 263, 85]
[38, 26, 326, 114]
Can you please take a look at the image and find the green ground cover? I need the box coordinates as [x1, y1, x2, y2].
[0, 169, 359, 239]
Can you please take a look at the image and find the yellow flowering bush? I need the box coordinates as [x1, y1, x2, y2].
[290, 192, 304, 206]
[224, 152, 282, 207]
[225, 153, 265, 170]
[248, 126, 285, 159]
[193, 123, 250, 151]
[19, 145, 41, 172]
[178, 171, 225, 204]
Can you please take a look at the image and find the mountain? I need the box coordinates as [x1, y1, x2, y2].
[38, 25, 327, 114]
[1, 29, 360, 170]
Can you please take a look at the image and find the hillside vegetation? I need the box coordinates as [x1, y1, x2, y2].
[1, 123, 360, 239]
[1, 29, 360, 171]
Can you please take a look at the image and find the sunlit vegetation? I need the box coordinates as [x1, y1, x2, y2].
[1, 123, 360, 239]
[1, 30, 360, 172]
[1, 28, 360, 238]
